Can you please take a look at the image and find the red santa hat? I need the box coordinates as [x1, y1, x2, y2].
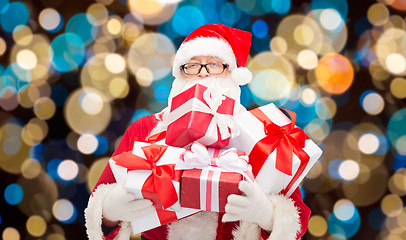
[172, 24, 252, 85]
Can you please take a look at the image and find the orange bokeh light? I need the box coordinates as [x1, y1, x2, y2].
[385, 0, 406, 11]
[315, 53, 354, 94]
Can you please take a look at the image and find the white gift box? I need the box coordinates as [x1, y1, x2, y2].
[109, 140, 200, 234]
[228, 103, 323, 197]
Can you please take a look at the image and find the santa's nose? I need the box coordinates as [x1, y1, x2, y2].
[198, 66, 210, 77]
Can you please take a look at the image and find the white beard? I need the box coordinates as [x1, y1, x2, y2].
[150, 75, 246, 137]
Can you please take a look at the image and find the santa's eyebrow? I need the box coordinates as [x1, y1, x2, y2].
[186, 60, 200, 64]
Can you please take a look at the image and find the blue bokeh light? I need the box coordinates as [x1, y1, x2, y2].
[132, 109, 151, 123]
[311, 0, 348, 19]
[220, 2, 240, 26]
[387, 108, 406, 153]
[47, 158, 63, 180]
[1, 63, 31, 96]
[354, 17, 372, 37]
[172, 6, 205, 36]
[355, 47, 376, 67]
[299, 185, 306, 198]
[252, 20, 268, 39]
[328, 204, 361, 239]
[359, 90, 375, 106]
[285, 101, 318, 128]
[235, 10, 251, 29]
[0, 0, 9, 13]
[29, 143, 44, 161]
[4, 183, 23, 205]
[200, 0, 218, 24]
[251, 34, 271, 53]
[158, 21, 179, 40]
[271, 0, 291, 14]
[154, 84, 170, 103]
[372, 131, 389, 156]
[94, 135, 109, 156]
[393, 152, 406, 171]
[50, 33, 86, 73]
[0, 2, 29, 33]
[65, 13, 98, 46]
[239, 85, 252, 108]
[94, 136, 108, 155]
[328, 158, 342, 180]
[368, 207, 386, 230]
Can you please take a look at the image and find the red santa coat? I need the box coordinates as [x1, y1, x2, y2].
[85, 114, 311, 240]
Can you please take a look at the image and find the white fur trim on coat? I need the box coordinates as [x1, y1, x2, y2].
[167, 211, 218, 240]
[172, 37, 238, 79]
[233, 193, 301, 240]
[168, 193, 300, 240]
[84, 183, 132, 240]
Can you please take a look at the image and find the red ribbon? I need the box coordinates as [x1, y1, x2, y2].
[112, 143, 180, 209]
[248, 107, 310, 195]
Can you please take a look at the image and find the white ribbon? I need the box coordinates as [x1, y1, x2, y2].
[202, 87, 240, 140]
[175, 142, 254, 181]
[167, 85, 239, 144]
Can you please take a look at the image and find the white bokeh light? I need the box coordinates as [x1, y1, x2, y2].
[302, 88, 317, 105]
[77, 133, 98, 154]
[362, 92, 384, 115]
[39, 8, 61, 31]
[338, 160, 360, 181]
[105, 53, 126, 74]
[298, 49, 318, 70]
[57, 159, 79, 181]
[386, 53, 406, 74]
[320, 9, 343, 31]
[358, 133, 379, 154]
[52, 199, 74, 222]
[334, 199, 355, 221]
[79, 90, 104, 115]
[17, 49, 38, 70]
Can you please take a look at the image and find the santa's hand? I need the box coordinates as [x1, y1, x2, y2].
[222, 180, 274, 231]
[102, 180, 155, 222]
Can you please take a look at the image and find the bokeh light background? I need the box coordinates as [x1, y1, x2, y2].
[0, 0, 406, 239]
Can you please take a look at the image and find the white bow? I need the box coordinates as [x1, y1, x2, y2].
[202, 87, 240, 140]
[175, 142, 254, 181]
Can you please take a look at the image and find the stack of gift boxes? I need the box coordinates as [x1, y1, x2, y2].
[109, 83, 323, 233]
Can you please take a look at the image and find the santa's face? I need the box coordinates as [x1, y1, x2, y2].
[168, 55, 243, 114]
[150, 55, 246, 136]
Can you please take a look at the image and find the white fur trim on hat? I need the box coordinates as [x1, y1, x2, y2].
[231, 67, 252, 85]
[232, 193, 301, 240]
[172, 37, 238, 79]
[84, 183, 132, 240]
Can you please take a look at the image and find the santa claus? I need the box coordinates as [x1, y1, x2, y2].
[85, 24, 311, 240]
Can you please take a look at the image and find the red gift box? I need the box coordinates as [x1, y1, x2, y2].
[180, 169, 242, 213]
[165, 84, 236, 148]
[176, 142, 253, 213]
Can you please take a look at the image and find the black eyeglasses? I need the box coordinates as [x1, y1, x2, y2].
[180, 62, 228, 75]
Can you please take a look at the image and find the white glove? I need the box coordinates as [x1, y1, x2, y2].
[102, 180, 155, 222]
[222, 180, 274, 231]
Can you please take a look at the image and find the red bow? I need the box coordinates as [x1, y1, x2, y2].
[249, 107, 310, 194]
[112, 143, 180, 209]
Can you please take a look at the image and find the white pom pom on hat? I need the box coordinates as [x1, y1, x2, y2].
[172, 24, 253, 85]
